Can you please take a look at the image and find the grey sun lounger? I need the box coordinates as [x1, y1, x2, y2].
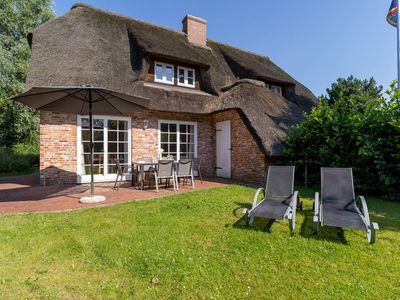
[245, 166, 300, 232]
[313, 168, 379, 244]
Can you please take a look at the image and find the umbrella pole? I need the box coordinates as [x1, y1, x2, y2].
[89, 89, 94, 196]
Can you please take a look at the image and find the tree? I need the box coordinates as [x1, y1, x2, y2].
[0, 0, 54, 147]
[322, 75, 382, 105]
[284, 76, 399, 200]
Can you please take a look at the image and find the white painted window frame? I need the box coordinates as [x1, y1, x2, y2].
[154, 61, 175, 85]
[177, 66, 196, 88]
[270, 84, 283, 96]
[157, 119, 198, 161]
[77, 115, 132, 183]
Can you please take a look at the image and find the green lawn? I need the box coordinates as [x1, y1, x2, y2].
[0, 185, 399, 299]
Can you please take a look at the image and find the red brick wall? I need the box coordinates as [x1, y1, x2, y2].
[39, 109, 269, 185]
[40, 111, 77, 185]
[213, 109, 267, 184]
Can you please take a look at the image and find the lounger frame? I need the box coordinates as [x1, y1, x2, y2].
[246, 166, 299, 232]
[313, 168, 379, 244]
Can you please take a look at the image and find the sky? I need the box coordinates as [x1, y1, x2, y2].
[53, 0, 398, 97]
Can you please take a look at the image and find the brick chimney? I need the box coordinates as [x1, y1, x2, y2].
[182, 14, 207, 46]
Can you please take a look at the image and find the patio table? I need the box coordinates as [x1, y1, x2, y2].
[132, 161, 158, 190]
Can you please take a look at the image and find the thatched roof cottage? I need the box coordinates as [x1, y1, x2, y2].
[25, 3, 316, 185]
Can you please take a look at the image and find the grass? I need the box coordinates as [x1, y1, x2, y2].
[0, 185, 399, 299]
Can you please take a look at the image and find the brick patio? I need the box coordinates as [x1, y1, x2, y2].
[0, 173, 228, 214]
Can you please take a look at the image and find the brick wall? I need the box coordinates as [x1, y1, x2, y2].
[39, 109, 270, 186]
[213, 109, 267, 184]
[40, 111, 77, 185]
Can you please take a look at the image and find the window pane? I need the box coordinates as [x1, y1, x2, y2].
[169, 124, 176, 132]
[93, 142, 104, 153]
[93, 119, 104, 129]
[93, 154, 104, 165]
[161, 143, 168, 152]
[188, 125, 195, 134]
[161, 133, 168, 143]
[83, 154, 91, 164]
[118, 154, 128, 163]
[189, 134, 195, 143]
[188, 69, 194, 79]
[94, 131, 103, 141]
[165, 66, 173, 82]
[180, 124, 187, 133]
[178, 68, 185, 84]
[118, 120, 128, 130]
[81, 118, 90, 129]
[108, 142, 117, 152]
[82, 142, 90, 153]
[119, 143, 128, 152]
[119, 131, 128, 141]
[188, 77, 194, 86]
[169, 133, 177, 143]
[189, 144, 195, 152]
[108, 131, 117, 141]
[108, 153, 118, 164]
[155, 64, 163, 80]
[108, 120, 117, 130]
[82, 130, 90, 141]
[161, 123, 168, 132]
[108, 165, 117, 174]
[180, 134, 187, 142]
[170, 143, 177, 152]
[180, 144, 187, 153]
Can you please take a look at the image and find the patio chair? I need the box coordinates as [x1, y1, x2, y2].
[192, 157, 203, 183]
[114, 159, 129, 190]
[245, 166, 299, 232]
[175, 160, 195, 190]
[150, 160, 176, 192]
[313, 168, 379, 244]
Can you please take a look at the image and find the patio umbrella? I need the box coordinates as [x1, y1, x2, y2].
[12, 85, 149, 203]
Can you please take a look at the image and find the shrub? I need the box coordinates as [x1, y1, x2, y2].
[284, 77, 400, 200]
[0, 143, 39, 174]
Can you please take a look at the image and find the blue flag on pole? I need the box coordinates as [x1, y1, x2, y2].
[387, 0, 398, 27]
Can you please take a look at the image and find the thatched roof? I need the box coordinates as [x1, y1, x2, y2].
[24, 3, 317, 156]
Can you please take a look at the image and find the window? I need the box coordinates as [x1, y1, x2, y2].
[177, 66, 195, 88]
[270, 84, 283, 96]
[77, 116, 131, 183]
[154, 62, 174, 84]
[159, 120, 197, 160]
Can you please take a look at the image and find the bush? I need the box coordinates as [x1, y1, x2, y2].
[284, 78, 400, 200]
[0, 143, 39, 174]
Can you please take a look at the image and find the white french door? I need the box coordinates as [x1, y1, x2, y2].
[77, 115, 131, 183]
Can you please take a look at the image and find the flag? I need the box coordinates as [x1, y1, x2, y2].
[387, 0, 398, 27]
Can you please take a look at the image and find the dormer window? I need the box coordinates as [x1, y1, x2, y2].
[177, 66, 195, 88]
[155, 62, 174, 85]
[270, 84, 283, 96]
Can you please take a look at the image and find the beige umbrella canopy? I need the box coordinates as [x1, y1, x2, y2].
[13, 85, 149, 203]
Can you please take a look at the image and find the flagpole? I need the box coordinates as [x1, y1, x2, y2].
[397, 1, 400, 93]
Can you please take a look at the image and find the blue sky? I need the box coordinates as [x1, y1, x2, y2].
[53, 1, 397, 96]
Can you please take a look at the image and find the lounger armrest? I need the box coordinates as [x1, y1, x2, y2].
[357, 195, 372, 226]
[292, 191, 299, 208]
[313, 192, 320, 222]
[246, 188, 265, 216]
